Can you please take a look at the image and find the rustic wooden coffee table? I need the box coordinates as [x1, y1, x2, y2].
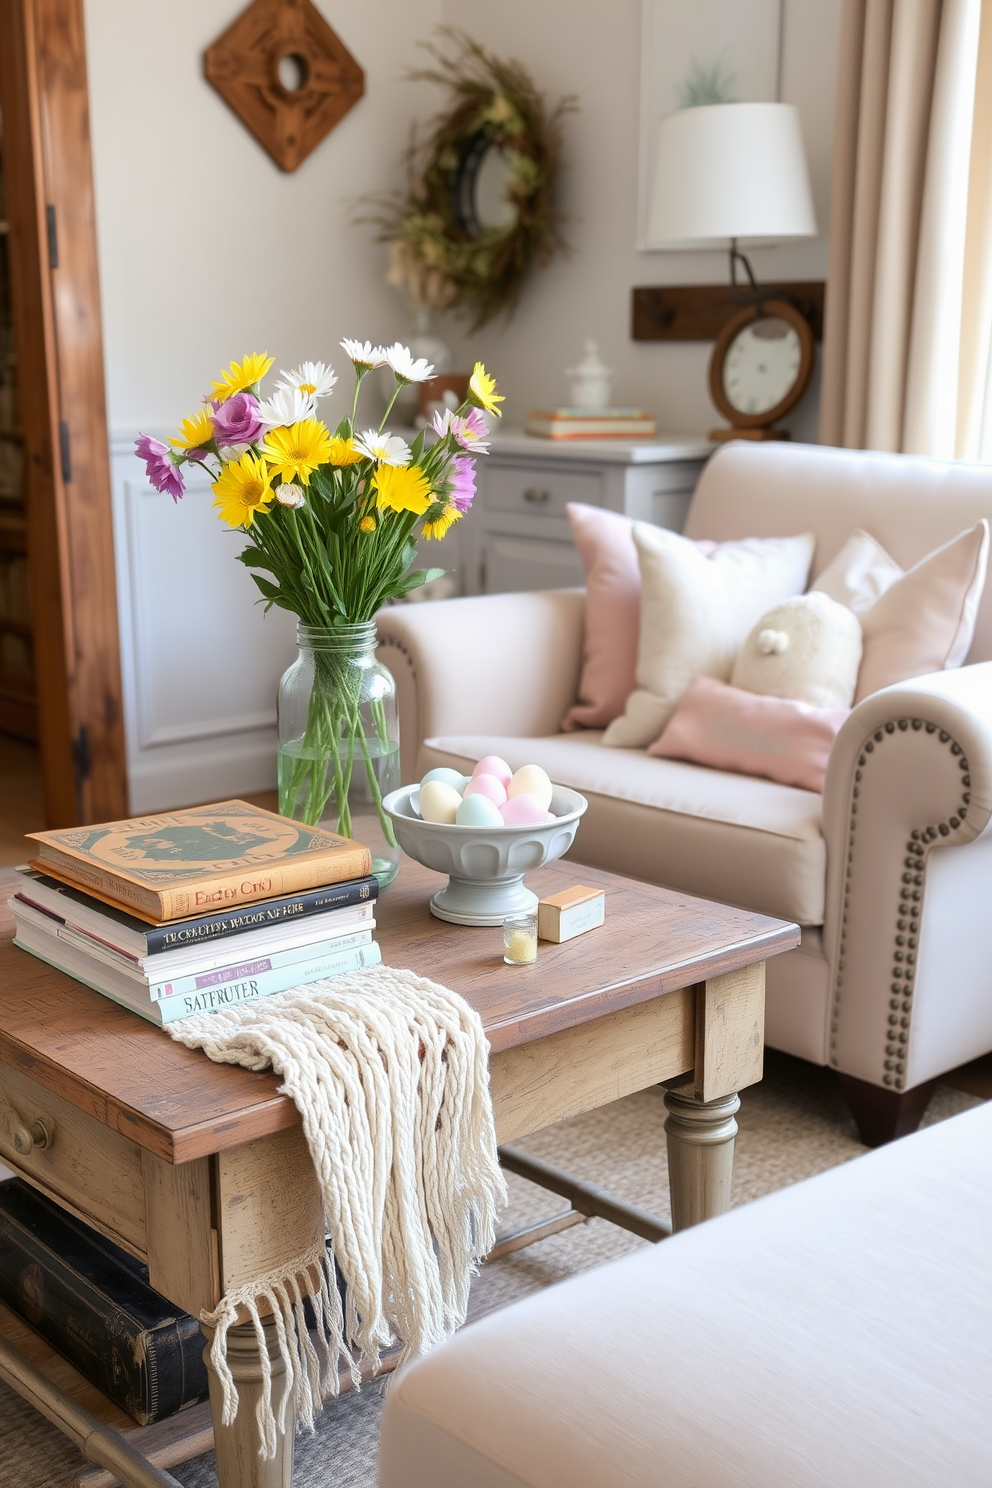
[0, 859, 797, 1488]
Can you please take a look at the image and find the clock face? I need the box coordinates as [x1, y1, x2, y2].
[722, 316, 803, 416]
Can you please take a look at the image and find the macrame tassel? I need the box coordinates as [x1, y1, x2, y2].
[172, 967, 506, 1460]
[200, 1239, 341, 1457]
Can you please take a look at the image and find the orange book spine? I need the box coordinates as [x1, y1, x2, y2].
[30, 844, 373, 923]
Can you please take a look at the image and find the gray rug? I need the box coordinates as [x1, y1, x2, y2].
[1, 1052, 980, 1487]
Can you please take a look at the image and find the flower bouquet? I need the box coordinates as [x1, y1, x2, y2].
[135, 342, 503, 885]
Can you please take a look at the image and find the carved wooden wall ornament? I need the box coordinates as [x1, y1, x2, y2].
[205, 0, 364, 173]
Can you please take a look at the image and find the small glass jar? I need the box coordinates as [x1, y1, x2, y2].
[277, 621, 400, 887]
[503, 913, 538, 965]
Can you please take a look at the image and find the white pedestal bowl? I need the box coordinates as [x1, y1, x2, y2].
[382, 784, 588, 926]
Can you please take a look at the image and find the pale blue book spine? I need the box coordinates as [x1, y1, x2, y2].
[154, 942, 383, 1024]
[147, 927, 373, 1001]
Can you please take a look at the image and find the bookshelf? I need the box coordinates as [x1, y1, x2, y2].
[0, 155, 34, 740]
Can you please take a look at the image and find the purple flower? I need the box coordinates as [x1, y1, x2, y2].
[449, 455, 476, 513]
[431, 406, 490, 453]
[135, 434, 185, 502]
[210, 391, 265, 447]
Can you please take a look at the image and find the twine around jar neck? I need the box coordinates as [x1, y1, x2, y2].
[297, 621, 378, 655]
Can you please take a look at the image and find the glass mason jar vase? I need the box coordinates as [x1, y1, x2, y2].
[277, 622, 400, 887]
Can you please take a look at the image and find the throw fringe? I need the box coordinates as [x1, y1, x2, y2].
[170, 966, 506, 1457]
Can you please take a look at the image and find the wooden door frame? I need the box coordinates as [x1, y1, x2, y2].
[0, 0, 127, 826]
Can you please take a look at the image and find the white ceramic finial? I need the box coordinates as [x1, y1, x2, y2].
[566, 339, 614, 409]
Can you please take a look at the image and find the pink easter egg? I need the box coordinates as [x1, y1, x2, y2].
[499, 793, 547, 825]
[463, 772, 508, 807]
[472, 754, 513, 789]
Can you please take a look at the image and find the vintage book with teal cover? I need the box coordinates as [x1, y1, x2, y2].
[0, 1178, 208, 1424]
[25, 798, 372, 922]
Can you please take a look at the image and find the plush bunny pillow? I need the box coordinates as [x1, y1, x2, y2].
[601, 523, 815, 748]
[731, 592, 864, 710]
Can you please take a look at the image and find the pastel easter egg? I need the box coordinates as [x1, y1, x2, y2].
[409, 788, 422, 818]
[499, 793, 548, 825]
[472, 755, 513, 789]
[420, 780, 462, 824]
[421, 767, 469, 793]
[455, 793, 504, 827]
[506, 764, 553, 811]
[463, 772, 507, 807]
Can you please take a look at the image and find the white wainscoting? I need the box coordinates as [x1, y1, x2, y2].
[111, 435, 298, 812]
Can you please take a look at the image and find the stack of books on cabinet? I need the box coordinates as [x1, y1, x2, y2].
[8, 799, 381, 1026]
[525, 406, 658, 440]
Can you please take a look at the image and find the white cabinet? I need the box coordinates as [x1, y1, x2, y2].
[464, 432, 711, 595]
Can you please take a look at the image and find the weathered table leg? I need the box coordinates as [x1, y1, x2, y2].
[663, 1087, 740, 1230]
[202, 1318, 294, 1488]
[663, 961, 765, 1231]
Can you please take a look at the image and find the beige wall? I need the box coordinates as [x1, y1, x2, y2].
[86, 0, 842, 442]
[84, 0, 443, 436]
[438, 0, 843, 440]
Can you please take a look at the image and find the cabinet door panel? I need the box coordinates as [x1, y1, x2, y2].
[481, 533, 585, 594]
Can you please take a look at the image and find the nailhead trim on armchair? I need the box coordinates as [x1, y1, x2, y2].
[830, 720, 972, 1089]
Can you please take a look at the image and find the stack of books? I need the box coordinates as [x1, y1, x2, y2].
[8, 800, 382, 1026]
[525, 407, 658, 440]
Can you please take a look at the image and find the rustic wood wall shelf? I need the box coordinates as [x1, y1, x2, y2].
[632, 282, 825, 343]
[204, 0, 364, 173]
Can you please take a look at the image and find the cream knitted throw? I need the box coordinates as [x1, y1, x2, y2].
[168, 966, 505, 1457]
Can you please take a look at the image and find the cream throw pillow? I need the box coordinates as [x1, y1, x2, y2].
[602, 525, 816, 748]
[854, 520, 989, 702]
[731, 592, 864, 709]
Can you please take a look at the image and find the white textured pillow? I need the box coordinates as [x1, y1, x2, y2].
[731, 592, 864, 710]
[602, 525, 816, 748]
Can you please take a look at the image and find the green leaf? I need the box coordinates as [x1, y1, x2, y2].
[251, 575, 282, 600]
[409, 428, 428, 466]
[396, 566, 447, 596]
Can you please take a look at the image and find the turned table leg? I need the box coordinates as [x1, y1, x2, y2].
[663, 1088, 740, 1231]
[202, 1317, 294, 1488]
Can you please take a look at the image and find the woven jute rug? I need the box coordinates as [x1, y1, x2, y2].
[1, 1051, 982, 1488]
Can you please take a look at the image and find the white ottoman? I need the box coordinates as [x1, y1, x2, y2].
[378, 1103, 992, 1488]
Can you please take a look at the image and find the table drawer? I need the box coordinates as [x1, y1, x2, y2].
[484, 465, 602, 518]
[0, 1064, 147, 1258]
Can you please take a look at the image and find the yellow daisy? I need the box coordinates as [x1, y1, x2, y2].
[212, 452, 274, 529]
[261, 418, 335, 485]
[168, 407, 214, 452]
[468, 361, 504, 418]
[421, 505, 461, 540]
[211, 352, 274, 401]
[372, 463, 433, 516]
[327, 437, 364, 467]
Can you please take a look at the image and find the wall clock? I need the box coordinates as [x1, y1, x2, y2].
[707, 298, 815, 442]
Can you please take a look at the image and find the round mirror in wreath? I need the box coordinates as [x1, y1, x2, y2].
[366, 32, 576, 329]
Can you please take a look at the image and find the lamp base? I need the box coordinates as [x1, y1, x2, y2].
[708, 426, 792, 443]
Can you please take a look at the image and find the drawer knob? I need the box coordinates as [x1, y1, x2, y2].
[523, 487, 550, 504]
[12, 1118, 53, 1154]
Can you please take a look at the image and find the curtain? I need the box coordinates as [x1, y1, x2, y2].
[820, 0, 992, 458]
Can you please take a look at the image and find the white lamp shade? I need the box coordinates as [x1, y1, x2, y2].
[646, 102, 816, 247]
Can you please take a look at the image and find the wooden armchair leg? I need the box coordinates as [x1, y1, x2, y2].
[840, 1074, 938, 1148]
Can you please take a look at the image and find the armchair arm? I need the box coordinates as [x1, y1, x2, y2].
[822, 664, 992, 1092]
[377, 590, 585, 782]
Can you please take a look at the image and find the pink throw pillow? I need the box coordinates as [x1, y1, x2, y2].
[648, 675, 849, 794]
[854, 520, 989, 702]
[562, 505, 719, 732]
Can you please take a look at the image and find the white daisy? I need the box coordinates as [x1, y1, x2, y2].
[256, 385, 317, 428]
[276, 360, 337, 400]
[275, 483, 306, 508]
[217, 442, 252, 462]
[354, 429, 412, 466]
[340, 339, 388, 371]
[381, 341, 434, 384]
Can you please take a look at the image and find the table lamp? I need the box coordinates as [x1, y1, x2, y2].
[646, 102, 818, 441]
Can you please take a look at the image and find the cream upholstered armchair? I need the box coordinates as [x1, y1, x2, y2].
[377, 442, 992, 1145]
